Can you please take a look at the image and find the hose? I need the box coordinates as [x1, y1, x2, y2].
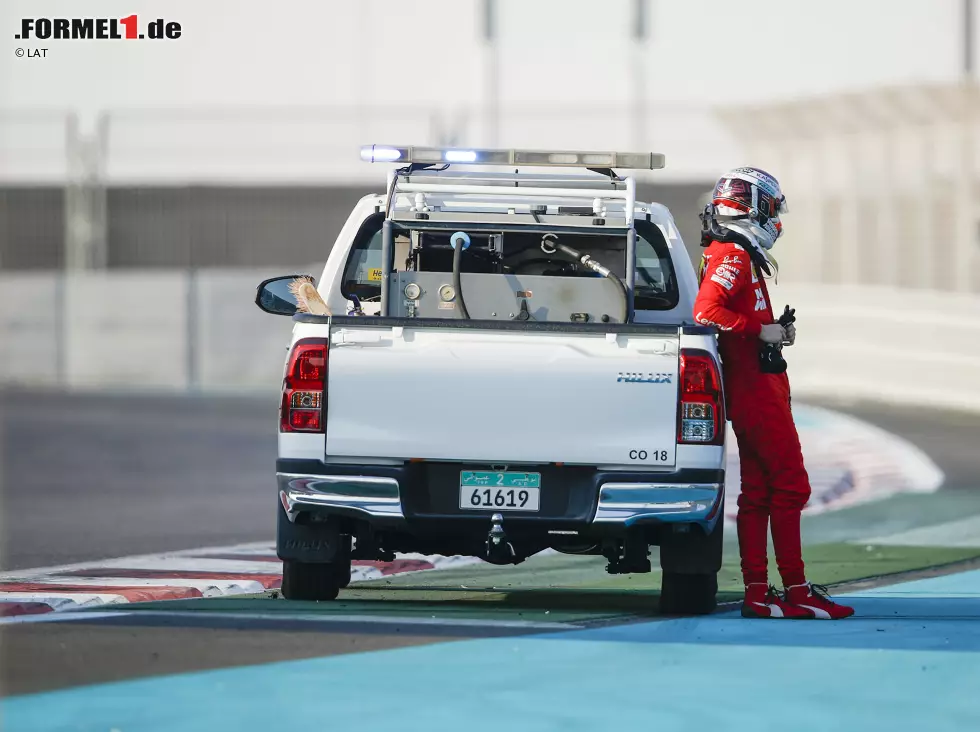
[452, 235, 471, 320]
[543, 236, 629, 323]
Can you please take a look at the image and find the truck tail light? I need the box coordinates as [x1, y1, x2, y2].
[281, 339, 327, 433]
[677, 349, 724, 445]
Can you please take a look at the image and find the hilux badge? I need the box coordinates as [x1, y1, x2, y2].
[617, 372, 672, 384]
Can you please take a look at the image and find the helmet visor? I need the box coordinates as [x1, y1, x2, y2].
[712, 177, 753, 211]
[713, 177, 787, 216]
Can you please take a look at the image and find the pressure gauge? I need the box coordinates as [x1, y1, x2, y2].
[404, 283, 421, 300]
[439, 284, 456, 302]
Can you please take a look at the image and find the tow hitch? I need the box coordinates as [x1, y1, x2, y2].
[485, 513, 521, 565]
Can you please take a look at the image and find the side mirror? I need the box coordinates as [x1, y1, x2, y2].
[255, 274, 316, 316]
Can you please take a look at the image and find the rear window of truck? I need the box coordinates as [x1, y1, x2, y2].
[340, 215, 679, 311]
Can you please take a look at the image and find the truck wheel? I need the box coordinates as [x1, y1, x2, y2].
[659, 513, 725, 575]
[333, 537, 353, 589]
[659, 571, 718, 615]
[334, 562, 352, 589]
[281, 561, 340, 601]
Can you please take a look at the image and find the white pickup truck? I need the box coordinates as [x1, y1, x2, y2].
[255, 145, 727, 614]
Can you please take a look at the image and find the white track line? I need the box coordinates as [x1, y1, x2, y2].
[0, 592, 129, 609]
[0, 541, 278, 581]
[0, 611, 134, 626]
[1, 558, 283, 578]
[71, 609, 584, 631]
[14, 577, 269, 595]
[858, 515, 980, 548]
[0, 542, 490, 621]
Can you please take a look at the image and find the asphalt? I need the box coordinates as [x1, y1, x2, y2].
[3, 388, 980, 700]
[0, 389, 276, 570]
[0, 621, 469, 697]
[4, 389, 980, 571]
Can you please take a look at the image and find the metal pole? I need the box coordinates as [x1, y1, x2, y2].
[91, 113, 109, 269]
[483, 0, 499, 146]
[64, 113, 83, 270]
[63, 113, 108, 270]
[966, 0, 975, 77]
[186, 268, 199, 391]
[631, 0, 648, 150]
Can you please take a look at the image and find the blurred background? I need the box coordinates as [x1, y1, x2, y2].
[2, 0, 980, 568]
[2, 0, 980, 403]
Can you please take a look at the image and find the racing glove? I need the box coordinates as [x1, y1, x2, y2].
[759, 323, 786, 344]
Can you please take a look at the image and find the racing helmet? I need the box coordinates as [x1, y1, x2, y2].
[708, 167, 788, 250]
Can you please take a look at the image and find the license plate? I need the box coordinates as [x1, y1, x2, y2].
[459, 471, 541, 511]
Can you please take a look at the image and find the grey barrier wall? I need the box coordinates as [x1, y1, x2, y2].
[3, 270, 979, 414]
[0, 183, 711, 272]
[0, 272, 63, 383]
[0, 188, 66, 269]
[0, 269, 305, 393]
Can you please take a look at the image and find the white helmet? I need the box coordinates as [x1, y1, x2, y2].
[707, 167, 788, 251]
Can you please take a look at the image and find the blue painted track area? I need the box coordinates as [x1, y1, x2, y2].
[5, 570, 980, 732]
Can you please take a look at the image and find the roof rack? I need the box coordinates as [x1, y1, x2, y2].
[361, 144, 665, 226]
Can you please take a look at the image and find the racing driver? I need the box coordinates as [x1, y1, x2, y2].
[693, 167, 854, 620]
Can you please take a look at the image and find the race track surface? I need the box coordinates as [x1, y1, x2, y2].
[0, 390, 276, 570]
[3, 387, 980, 722]
[4, 566, 980, 731]
[4, 389, 980, 570]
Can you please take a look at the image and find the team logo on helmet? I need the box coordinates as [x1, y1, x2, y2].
[731, 167, 781, 199]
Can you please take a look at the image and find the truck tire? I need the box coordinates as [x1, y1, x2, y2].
[334, 562, 353, 589]
[659, 571, 718, 615]
[659, 497, 725, 573]
[281, 560, 345, 601]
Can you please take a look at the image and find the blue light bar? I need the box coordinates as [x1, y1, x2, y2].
[444, 150, 478, 163]
[359, 145, 665, 170]
[360, 145, 403, 163]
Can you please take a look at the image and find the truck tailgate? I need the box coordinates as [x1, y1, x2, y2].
[324, 324, 680, 467]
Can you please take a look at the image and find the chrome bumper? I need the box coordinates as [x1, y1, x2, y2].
[592, 483, 723, 525]
[278, 473, 404, 522]
[278, 472, 722, 526]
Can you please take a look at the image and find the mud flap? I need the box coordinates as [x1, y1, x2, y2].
[276, 501, 341, 563]
[659, 514, 724, 575]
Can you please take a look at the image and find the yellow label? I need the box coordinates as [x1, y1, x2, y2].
[367, 268, 383, 282]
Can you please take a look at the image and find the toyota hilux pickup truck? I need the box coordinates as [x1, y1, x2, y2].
[255, 145, 727, 614]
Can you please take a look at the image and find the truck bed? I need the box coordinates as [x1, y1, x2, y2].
[304, 315, 686, 468]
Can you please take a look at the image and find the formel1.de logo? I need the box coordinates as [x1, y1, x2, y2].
[15, 16, 182, 41]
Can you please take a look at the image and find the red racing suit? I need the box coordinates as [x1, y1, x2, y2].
[693, 239, 811, 587]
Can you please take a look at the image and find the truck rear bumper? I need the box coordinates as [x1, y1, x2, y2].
[279, 473, 403, 522]
[593, 483, 723, 525]
[277, 459, 724, 530]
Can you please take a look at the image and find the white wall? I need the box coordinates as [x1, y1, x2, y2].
[2, 0, 967, 117]
[3, 271, 979, 414]
[770, 281, 980, 413]
[1, 0, 972, 183]
[0, 269, 297, 393]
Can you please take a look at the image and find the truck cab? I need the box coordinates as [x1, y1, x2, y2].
[256, 145, 727, 614]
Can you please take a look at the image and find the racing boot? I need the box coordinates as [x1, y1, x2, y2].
[784, 582, 855, 619]
[741, 583, 812, 619]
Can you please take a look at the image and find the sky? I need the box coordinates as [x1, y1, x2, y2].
[0, 0, 974, 182]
